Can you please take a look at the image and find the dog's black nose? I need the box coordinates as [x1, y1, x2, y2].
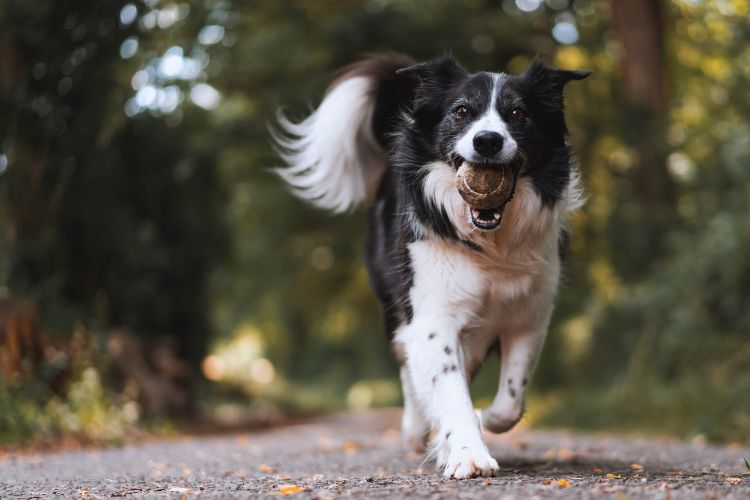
[473, 131, 504, 157]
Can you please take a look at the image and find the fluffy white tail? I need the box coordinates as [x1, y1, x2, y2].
[272, 76, 385, 213]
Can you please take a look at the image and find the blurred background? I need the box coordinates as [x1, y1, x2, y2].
[1, 0, 748, 448]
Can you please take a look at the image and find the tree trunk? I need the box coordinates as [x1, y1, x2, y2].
[611, 0, 666, 110]
[609, 0, 676, 279]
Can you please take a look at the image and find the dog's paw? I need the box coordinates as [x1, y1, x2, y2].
[442, 443, 499, 479]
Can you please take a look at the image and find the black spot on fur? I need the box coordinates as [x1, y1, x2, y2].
[428, 332, 436, 340]
[510, 388, 517, 398]
[461, 239, 482, 252]
[432, 375, 438, 384]
[508, 378, 513, 385]
[445, 431, 451, 440]
[442, 364, 458, 374]
[522, 377, 528, 387]
[444, 345, 452, 355]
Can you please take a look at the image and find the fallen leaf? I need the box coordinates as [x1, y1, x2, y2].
[542, 479, 552, 485]
[606, 473, 623, 479]
[557, 479, 570, 487]
[727, 477, 741, 485]
[629, 463, 643, 471]
[381, 428, 398, 437]
[592, 466, 603, 473]
[557, 449, 576, 460]
[259, 464, 277, 473]
[279, 484, 304, 495]
[342, 441, 358, 453]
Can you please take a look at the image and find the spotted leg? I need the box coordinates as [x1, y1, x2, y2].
[395, 240, 499, 479]
[480, 327, 548, 433]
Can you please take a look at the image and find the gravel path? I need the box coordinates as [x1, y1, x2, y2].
[1, 409, 749, 498]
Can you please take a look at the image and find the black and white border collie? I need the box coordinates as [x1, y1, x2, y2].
[273, 54, 589, 479]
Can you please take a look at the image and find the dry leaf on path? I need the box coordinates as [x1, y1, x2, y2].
[259, 464, 277, 473]
[279, 484, 305, 495]
[629, 463, 643, 471]
[557, 479, 570, 487]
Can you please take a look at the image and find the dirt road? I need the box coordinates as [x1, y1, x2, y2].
[1, 409, 749, 498]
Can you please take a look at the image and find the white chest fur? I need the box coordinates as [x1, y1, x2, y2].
[405, 182, 565, 377]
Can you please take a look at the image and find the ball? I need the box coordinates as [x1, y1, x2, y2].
[456, 163, 514, 209]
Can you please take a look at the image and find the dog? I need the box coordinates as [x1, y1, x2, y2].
[272, 54, 589, 479]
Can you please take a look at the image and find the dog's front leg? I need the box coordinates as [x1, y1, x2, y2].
[398, 317, 498, 478]
[480, 327, 547, 433]
[395, 241, 498, 479]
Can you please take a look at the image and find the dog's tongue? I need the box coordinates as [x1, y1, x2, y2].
[456, 163, 515, 209]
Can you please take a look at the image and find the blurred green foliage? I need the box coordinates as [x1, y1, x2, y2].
[1, 0, 749, 445]
[0, 328, 140, 445]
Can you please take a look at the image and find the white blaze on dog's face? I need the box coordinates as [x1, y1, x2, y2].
[431, 71, 532, 231]
[454, 75, 518, 165]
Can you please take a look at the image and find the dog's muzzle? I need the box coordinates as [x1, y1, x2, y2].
[456, 162, 519, 230]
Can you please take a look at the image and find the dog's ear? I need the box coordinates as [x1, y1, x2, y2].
[396, 56, 468, 109]
[396, 56, 467, 87]
[520, 57, 590, 110]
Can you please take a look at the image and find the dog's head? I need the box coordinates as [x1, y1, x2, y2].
[398, 57, 589, 231]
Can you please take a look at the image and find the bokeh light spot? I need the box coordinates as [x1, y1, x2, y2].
[190, 83, 221, 109]
[516, 0, 542, 12]
[198, 25, 225, 45]
[120, 4, 138, 26]
[552, 21, 579, 44]
[120, 37, 139, 59]
[202, 355, 225, 381]
[250, 358, 275, 384]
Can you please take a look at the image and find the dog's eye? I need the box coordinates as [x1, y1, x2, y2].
[453, 105, 469, 119]
[511, 108, 526, 121]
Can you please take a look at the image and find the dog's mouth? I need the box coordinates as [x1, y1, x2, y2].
[455, 160, 519, 231]
[469, 205, 506, 230]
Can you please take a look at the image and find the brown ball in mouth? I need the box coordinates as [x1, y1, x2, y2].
[456, 163, 515, 209]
